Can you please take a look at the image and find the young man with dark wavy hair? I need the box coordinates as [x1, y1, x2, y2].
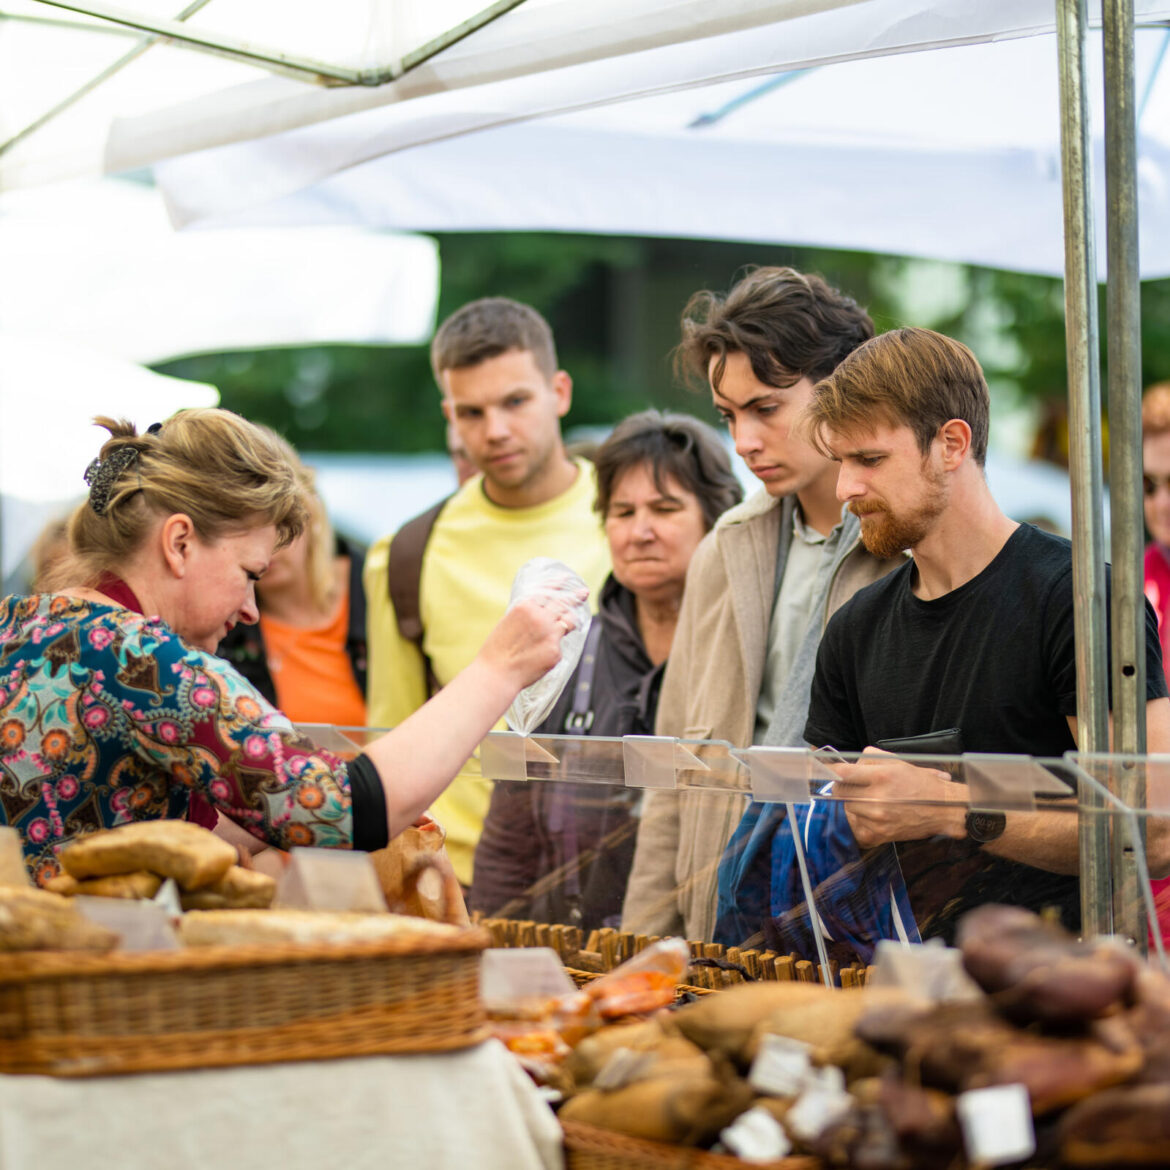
[621, 267, 901, 942]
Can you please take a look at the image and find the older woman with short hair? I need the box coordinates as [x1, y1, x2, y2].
[0, 409, 577, 885]
[469, 410, 742, 931]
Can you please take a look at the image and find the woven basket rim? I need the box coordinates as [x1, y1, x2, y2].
[0, 924, 490, 982]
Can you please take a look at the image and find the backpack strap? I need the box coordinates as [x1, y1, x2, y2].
[387, 496, 451, 697]
[563, 616, 604, 732]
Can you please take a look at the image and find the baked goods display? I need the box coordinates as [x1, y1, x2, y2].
[483, 905, 1170, 1167]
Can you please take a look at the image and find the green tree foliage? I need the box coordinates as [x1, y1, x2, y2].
[155, 232, 1170, 455]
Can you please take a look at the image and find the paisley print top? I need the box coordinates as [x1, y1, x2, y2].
[0, 594, 358, 885]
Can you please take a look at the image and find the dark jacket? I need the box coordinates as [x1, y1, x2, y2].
[469, 575, 663, 931]
[217, 535, 368, 704]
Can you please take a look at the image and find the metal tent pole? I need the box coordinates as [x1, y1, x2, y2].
[1103, 0, 1148, 949]
[1056, 0, 1113, 937]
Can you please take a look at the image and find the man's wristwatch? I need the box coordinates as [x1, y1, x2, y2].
[965, 809, 1006, 844]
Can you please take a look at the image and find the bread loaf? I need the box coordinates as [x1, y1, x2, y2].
[179, 866, 276, 911]
[0, 886, 119, 952]
[45, 871, 163, 900]
[177, 908, 462, 947]
[60, 821, 236, 890]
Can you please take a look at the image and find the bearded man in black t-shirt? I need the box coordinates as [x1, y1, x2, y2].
[798, 326, 1170, 940]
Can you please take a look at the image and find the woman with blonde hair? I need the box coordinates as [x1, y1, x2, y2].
[218, 430, 368, 729]
[0, 409, 579, 885]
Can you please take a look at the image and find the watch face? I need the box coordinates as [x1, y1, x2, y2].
[967, 810, 1007, 843]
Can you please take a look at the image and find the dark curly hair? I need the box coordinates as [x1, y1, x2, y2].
[675, 266, 874, 393]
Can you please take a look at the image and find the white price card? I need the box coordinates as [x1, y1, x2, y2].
[275, 847, 386, 912]
[479, 946, 576, 1010]
[785, 1086, 853, 1143]
[749, 1034, 813, 1097]
[957, 1084, 1035, 1166]
[75, 893, 179, 951]
[720, 1106, 792, 1163]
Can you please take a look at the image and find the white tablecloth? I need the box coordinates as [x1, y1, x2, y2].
[0, 1040, 564, 1170]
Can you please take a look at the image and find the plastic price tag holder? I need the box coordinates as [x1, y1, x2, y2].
[75, 890, 180, 951]
[622, 735, 680, 790]
[961, 754, 1072, 812]
[274, 847, 387, 912]
[868, 938, 982, 1002]
[956, 1084, 1035, 1166]
[720, 1106, 792, 1162]
[292, 723, 364, 757]
[749, 1034, 813, 1097]
[734, 746, 835, 804]
[0, 827, 31, 887]
[479, 946, 577, 1011]
[480, 731, 560, 782]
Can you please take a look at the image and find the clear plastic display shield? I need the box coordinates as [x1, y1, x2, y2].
[293, 725, 1161, 982]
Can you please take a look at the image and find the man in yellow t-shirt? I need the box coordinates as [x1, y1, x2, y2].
[365, 298, 611, 884]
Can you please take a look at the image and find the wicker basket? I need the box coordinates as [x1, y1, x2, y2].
[561, 1120, 822, 1170]
[0, 928, 490, 1077]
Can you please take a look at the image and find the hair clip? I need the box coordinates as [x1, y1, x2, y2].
[83, 447, 139, 516]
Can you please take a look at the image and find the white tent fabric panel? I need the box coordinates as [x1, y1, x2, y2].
[117, 0, 1170, 189]
[155, 28, 1170, 278]
[0, 179, 440, 362]
[5, 0, 1170, 190]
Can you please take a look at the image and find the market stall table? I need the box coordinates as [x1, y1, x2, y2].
[0, 1040, 563, 1170]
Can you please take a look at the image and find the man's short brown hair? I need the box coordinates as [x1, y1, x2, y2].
[430, 297, 558, 383]
[675, 266, 874, 392]
[805, 327, 991, 467]
[1143, 382, 1170, 438]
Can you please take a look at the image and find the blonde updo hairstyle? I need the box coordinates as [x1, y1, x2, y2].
[66, 408, 308, 585]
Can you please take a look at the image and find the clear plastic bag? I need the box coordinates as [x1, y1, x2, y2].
[504, 557, 592, 735]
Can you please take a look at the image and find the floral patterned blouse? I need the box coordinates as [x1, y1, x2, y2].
[0, 594, 381, 886]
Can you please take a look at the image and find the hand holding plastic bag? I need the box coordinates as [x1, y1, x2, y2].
[504, 558, 592, 735]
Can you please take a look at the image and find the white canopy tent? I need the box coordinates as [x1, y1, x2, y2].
[153, 25, 1170, 279]
[0, 333, 219, 583]
[0, 178, 440, 362]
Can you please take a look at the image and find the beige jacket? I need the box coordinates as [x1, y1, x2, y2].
[620, 489, 900, 942]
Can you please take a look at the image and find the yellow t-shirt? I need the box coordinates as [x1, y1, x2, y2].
[364, 460, 611, 883]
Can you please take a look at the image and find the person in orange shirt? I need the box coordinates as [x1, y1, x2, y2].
[218, 431, 368, 728]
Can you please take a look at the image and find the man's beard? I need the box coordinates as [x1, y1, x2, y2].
[850, 469, 947, 558]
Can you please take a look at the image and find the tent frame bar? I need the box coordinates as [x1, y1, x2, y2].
[26, 0, 527, 86]
[1104, 0, 1149, 947]
[1056, 0, 1113, 937]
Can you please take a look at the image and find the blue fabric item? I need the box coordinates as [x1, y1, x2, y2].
[715, 797, 921, 963]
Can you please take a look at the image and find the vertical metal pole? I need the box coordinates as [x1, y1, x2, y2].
[1056, 0, 1113, 936]
[1104, 0, 1148, 948]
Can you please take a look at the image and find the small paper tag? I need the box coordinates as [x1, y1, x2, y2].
[153, 876, 182, 918]
[868, 938, 982, 1001]
[479, 946, 577, 1011]
[275, 847, 387, 912]
[74, 894, 179, 951]
[957, 1084, 1035, 1167]
[785, 1087, 853, 1143]
[749, 1034, 814, 1097]
[593, 1047, 654, 1091]
[720, 1106, 792, 1163]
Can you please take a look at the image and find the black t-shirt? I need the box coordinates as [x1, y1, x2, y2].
[803, 523, 1168, 938]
